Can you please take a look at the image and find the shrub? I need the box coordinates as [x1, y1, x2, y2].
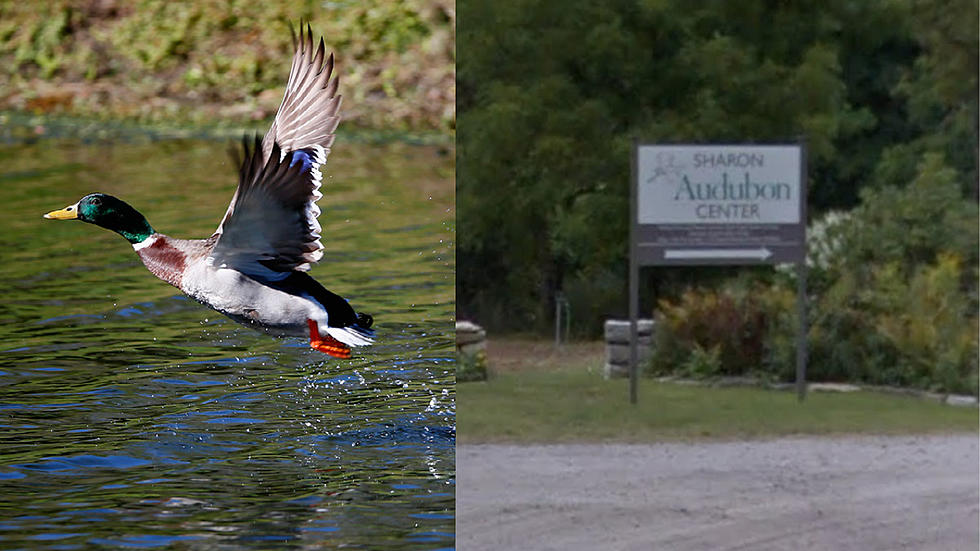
[770, 152, 979, 394]
[649, 255, 978, 395]
[679, 344, 722, 379]
[456, 348, 488, 382]
[870, 254, 978, 393]
[648, 283, 796, 379]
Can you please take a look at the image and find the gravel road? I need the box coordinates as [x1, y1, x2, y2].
[457, 434, 979, 550]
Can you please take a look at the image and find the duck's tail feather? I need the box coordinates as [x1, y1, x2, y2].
[325, 316, 375, 347]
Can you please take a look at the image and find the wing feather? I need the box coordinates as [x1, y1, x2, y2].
[262, 24, 341, 161]
[211, 24, 341, 273]
[208, 136, 325, 279]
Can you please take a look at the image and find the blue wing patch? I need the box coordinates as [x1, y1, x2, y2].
[289, 149, 314, 172]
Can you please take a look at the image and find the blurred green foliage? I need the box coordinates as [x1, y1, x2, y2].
[804, 153, 978, 394]
[0, 0, 454, 131]
[456, 348, 488, 382]
[648, 282, 796, 381]
[458, 0, 977, 391]
[457, 0, 977, 328]
[650, 154, 978, 394]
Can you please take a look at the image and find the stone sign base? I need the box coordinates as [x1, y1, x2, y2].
[604, 319, 654, 378]
[457, 320, 488, 381]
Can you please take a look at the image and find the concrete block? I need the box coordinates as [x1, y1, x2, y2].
[606, 342, 651, 366]
[458, 341, 486, 356]
[945, 394, 978, 407]
[604, 362, 630, 379]
[456, 321, 486, 346]
[604, 319, 654, 343]
[809, 383, 861, 393]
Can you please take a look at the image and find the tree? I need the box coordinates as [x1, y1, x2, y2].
[458, 0, 978, 335]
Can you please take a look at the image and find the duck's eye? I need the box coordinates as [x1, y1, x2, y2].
[91, 198, 101, 206]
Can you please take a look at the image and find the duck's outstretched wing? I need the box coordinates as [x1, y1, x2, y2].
[262, 23, 341, 162]
[207, 136, 324, 280]
[210, 24, 340, 278]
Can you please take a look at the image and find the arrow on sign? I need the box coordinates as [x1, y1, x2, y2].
[664, 248, 773, 260]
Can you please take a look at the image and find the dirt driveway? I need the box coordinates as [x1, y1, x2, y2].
[457, 434, 979, 550]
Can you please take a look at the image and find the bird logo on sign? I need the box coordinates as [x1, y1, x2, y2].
[647, 152, 685, 187]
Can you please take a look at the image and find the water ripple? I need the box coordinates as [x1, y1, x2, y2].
[0, 139, 454, 549]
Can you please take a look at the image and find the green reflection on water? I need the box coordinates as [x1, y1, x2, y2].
[0, 137, 454, 549]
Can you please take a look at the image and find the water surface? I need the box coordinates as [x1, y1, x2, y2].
[0, 136, 455, 548]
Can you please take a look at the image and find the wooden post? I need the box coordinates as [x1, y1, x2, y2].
[629, 139, 639, 405]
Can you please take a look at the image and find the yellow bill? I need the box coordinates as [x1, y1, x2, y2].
[44, 204, 79, 220]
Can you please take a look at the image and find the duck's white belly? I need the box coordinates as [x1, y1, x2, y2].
[180, 264, 326, 337]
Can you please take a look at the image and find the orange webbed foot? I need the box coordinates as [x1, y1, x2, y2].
[307, 319, 351, 358]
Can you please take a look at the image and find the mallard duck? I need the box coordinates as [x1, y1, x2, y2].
[43, 25, 374, 358]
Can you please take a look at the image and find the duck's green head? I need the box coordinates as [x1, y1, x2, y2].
[44, 193, 154, 244]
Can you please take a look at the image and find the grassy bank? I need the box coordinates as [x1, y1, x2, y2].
[0, 111, 454, 147]
[0, 1, 454, 132]
[457, 340, 979, 444]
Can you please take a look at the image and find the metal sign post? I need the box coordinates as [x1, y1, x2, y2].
[629, 141, 640, 404]
[629, 142, 808, 404]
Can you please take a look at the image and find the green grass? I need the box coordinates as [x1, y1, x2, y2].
[0, 1, 454, 132]
[458, 346, 979, 443]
